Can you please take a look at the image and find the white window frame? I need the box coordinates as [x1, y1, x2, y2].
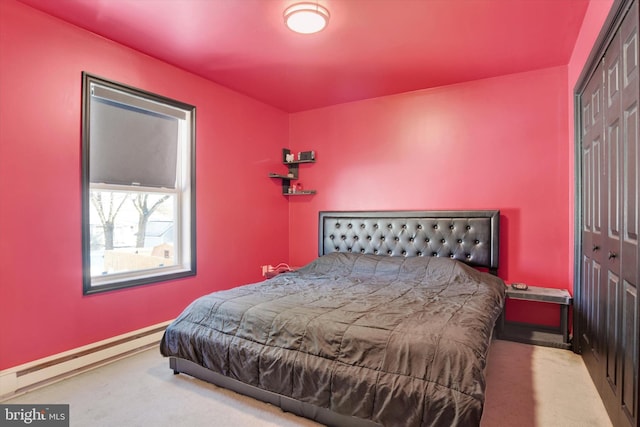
[81, 73, 196, 294]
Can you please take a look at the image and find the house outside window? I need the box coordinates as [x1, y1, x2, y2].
[81, 73, 196, 294]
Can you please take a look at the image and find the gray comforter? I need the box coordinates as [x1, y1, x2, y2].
[160, 253, 505, 426]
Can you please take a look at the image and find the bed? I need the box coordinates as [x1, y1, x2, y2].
[160, 210, 505, 427]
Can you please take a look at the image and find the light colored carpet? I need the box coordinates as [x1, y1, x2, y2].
[481, 340, 611, 427]
[4, 339, 612, 427]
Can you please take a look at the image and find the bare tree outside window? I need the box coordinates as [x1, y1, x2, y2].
[90, 192, 129, 250]
[132, 194, 170, 248]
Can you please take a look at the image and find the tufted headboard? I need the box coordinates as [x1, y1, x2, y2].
[319, 210, 500, 275]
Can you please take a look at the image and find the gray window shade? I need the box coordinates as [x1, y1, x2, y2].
[89, 86, 180, 189]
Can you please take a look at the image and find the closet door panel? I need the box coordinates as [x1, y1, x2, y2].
[582, 61, 606, 375]
[621, 282, 637, 424]
[621, 0, 638, 269]
[606, 271, 621, 392]
[605, 32, 623, 413]
[620, 4, 639, 425]
[579, 3, 639, 426]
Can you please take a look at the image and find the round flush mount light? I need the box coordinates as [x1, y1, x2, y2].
[284, 2, 330, 34]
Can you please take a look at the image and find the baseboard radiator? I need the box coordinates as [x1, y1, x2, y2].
[0, 320, 172, 401]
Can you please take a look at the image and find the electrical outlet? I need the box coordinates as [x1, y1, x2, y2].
[261, 265, 275, 276]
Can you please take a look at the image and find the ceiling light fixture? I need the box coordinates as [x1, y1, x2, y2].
[284, 2, 330, 34]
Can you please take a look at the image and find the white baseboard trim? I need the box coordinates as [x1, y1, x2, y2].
[0, 320, 173, 401]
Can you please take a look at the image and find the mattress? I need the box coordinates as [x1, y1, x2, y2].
[160, 252, 506, 426]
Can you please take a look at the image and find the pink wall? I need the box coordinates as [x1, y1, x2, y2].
[289, 0, 613, 325]
[286, 0, 614, 327]
[0, 0, 289, 370]
[288, 68, 570, 326]
[566, 0, 615, 276]
[0, 0, 614, 370]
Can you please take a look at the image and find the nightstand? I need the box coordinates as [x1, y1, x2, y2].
[498, 285, 573, 349]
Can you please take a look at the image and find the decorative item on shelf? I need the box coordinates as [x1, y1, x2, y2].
[298, 151, 315, 161]
[285, 153, 295, 162]
[296, 183, 303, 192]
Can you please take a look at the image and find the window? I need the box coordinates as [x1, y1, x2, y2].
[81, 73, 196, 294]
